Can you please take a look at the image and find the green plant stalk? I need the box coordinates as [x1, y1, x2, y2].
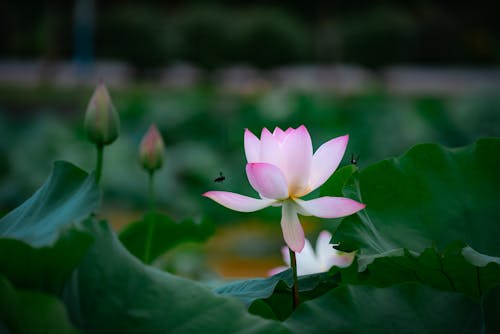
[95, 144, 104, 184]
[289, 247, 299, 309]
[144, 171, 155, 264]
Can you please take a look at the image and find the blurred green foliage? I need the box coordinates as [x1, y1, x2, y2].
[1, 85, 500, 225]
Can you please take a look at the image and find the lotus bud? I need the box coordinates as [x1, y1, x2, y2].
[139, 124, 165, 172]
[84, 82, 120, 146]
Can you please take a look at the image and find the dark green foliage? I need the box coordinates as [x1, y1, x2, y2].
[329, 139, 500, 299]
[1, 139, 500, 332]
[63, 220, 288, 334]
[338, 8, 418, 67]
[0, 161, 98, 293]
[97, 6, 169, 69]
[0, 275, 80, 334]
[215, 269, 339, 320]
[119, 211, 215, 264]
[230, 8, 312, 68]
[0, 161, 99, 247]
[333, 138, 500, 255]
[284, 283, 482, 334]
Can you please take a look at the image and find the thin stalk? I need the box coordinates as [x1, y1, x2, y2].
[95, 144, 104, 184]
[144, 171, 155, 264]
[148, 171, 155, 211]
[289, 247, 299, 309]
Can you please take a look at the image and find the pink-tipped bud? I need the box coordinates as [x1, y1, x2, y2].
[139, 124, 165, 172]
[84, 82, 120, 146]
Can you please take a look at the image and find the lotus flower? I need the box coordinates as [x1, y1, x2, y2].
[203, 126, 365, 252]
[269, 231, 355, 276]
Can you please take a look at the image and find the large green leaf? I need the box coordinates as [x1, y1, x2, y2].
[214, 269, 339, 320]
[214, 269, 296, 307]
[340, 242, 500, 300]
[63, 220, 288, 334]
[0, 161, 99, 246]
[0, 275, 80, 334]
[284, 282, 482, 334]
[0, 227, 93, 293]
[329, 138, 500, 297]
[0, 161, 98, 292]
[119, 211, 215, 264]
[333, 138, 500, 256]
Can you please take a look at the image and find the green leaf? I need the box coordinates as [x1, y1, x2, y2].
[334, 138, 500, 256]
[340, 242, 500, 300]
[332, 138, 500, 297]
[0, 227, 93, 293]
[214, 269, 339, 320]
[320, 164, 358, 197]
[284, 282, 482, 334]
[0, 161, 99, 246]
[63, 220, 288, 334]
[482, 284, 500, 334]
[119, 211, 215, 264]
[0, 161, 98, 292]
[214, 270, 295, 307]
[0, 275, 80, 334]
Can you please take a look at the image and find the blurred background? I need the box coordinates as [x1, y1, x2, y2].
[1, 0, 500, 279]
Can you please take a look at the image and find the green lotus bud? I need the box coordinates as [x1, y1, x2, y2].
[84, 82, 120, 146]
[139, 124, 165, 172]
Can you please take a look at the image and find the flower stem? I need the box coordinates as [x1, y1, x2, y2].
[144, 171, 155, 264]
[148, 170, 155, 212]
[95, 143, 104, 184]
[289, 247, 299, 309]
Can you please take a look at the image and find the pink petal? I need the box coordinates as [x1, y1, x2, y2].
[244, 129, 260, 163]
[203, 191, 275, 212]
[309, 135, 349, 191]
[295, 197, 365, 218]
[246, 163, 289, 199]
[268, 266, 288, 276]
[281, 125, 313, 196]
[260, 128, 282, 167]
[272, 127, 287, 143]
[281, 246, 291, 266]
[281, 200, 305, 252]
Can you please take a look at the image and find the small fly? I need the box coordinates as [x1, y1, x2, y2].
[214, 172, 226, 183]
[351, 154, 359, 166]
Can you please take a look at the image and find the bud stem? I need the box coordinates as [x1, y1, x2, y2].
[289, 247, 299, 309]
[148, 171, 155, 212]
[95, 143, 104, 184]
[144, 171, 156, 264]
